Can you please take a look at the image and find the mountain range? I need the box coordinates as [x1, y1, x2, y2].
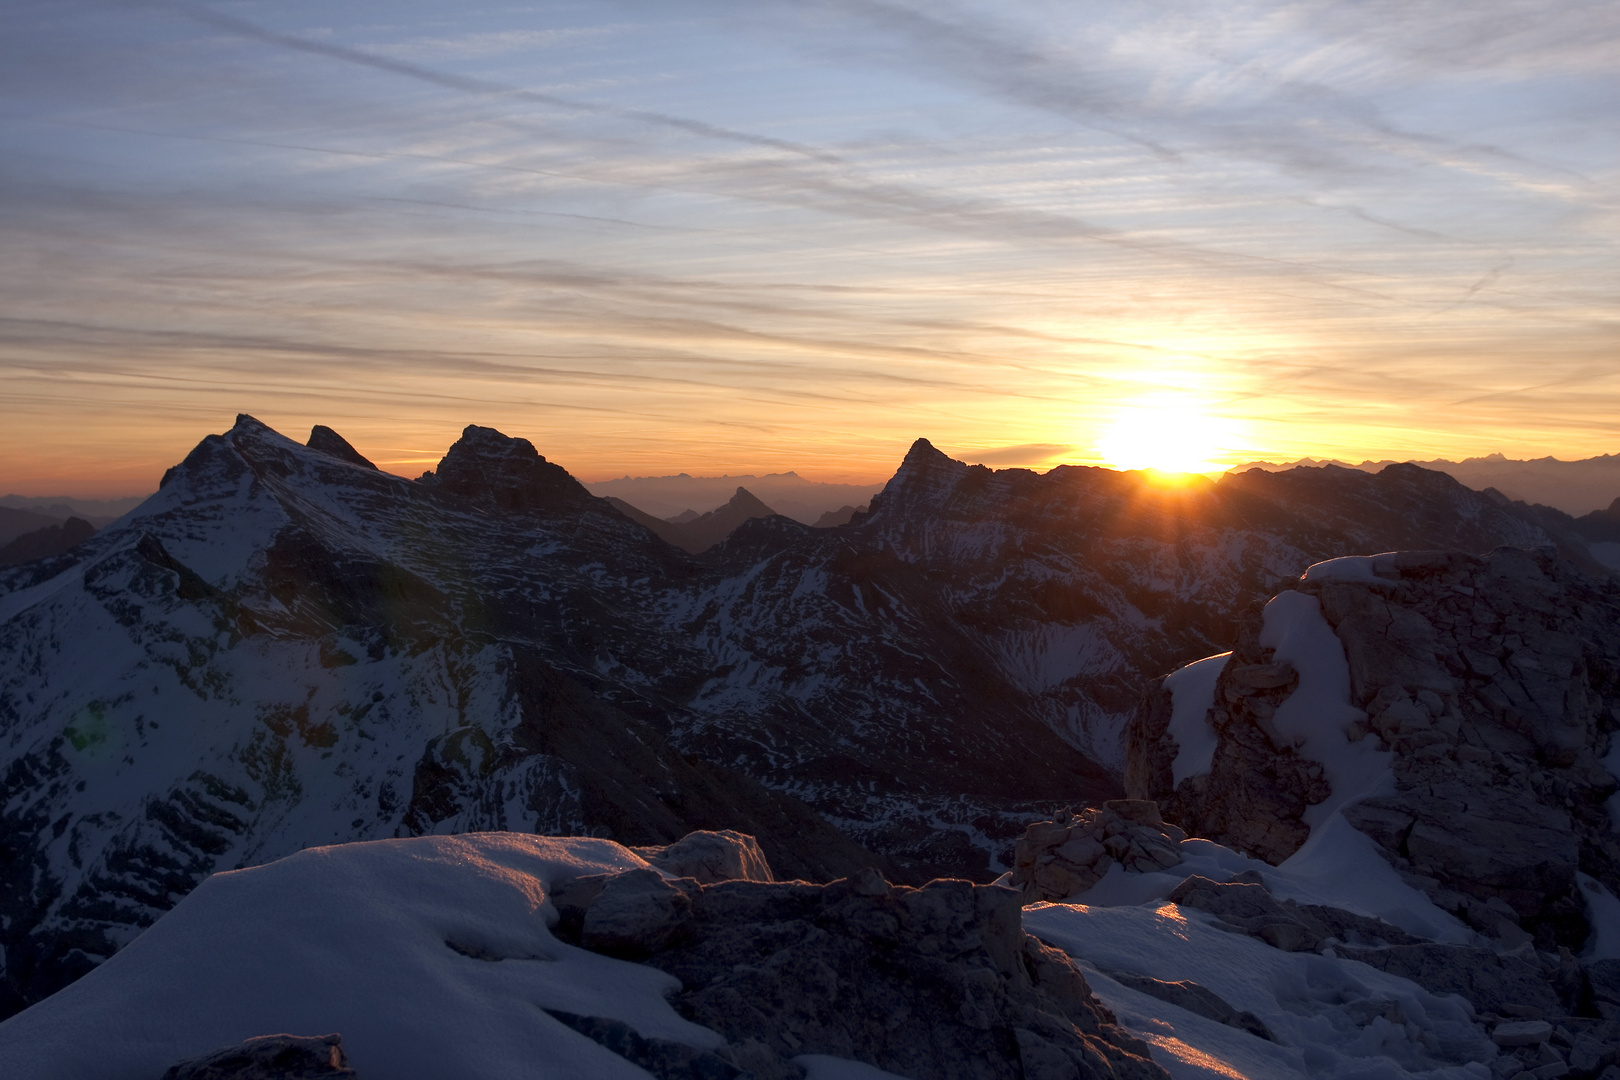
[585, 472, 883, 525]
[2, 415, 1619, 1032]
[1232, 453, 1620, 517]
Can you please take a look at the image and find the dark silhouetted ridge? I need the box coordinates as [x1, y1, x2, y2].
[307, 426, 378, 470]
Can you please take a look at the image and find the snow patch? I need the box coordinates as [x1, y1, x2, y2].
[1259, 591, 1393, 830]
[1026, 903, 1493, 1080]
[1578, 871, 1620, 960]
[0, 834, 720, 1080]
[1301, 553, 1397, 584]
[1165, 652, 1230, 785]
[796, 1054, 914, 1080]
[1067, 832, 1469, 944]
[1602, 737, 1620, 831]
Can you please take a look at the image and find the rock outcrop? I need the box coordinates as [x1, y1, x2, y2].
[421, 423, 593, 512]
[632, 829, 775, 885]
[553, 866, 1171, 1080]
[305, 426, 377, 470]
[161, 1033, 355, 1080]
[1128, 546, 1620, 951]
[1010, 800, 1185, 903]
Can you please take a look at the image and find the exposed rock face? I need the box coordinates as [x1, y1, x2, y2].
[424, 424, 593, 512]
[1128, 547, 1620, 950]
[6, 415, 1618, 1016]
[633, 829, 775, 885]
[1010, 800, 1185, 903]
[554, 867, 1170, 1080]
[160, 1033, 354, 1080]
[305, 426, 377, 471]
[1101, 971, 1273, 1042]
[1127, 649, 1323, 865]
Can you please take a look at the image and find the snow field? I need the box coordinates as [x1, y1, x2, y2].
[1164, 651, 1230, 784]
[0, 834, 717, 1080]
[1025, 902, 1495, 1080]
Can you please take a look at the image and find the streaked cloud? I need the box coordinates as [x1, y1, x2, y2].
[1, 0, 1618, 493]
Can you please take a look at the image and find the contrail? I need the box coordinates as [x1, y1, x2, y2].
[133, 0, 845, 164]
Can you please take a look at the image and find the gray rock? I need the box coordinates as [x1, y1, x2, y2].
[1165, 875, 1324, 952]
[1589, 959, 1620, 1014]
[633, 830, 775, 885]
[580, 868, 697, 957]
[1105, 971, 1274, 1041]
[160, 1033, 354, 1080]
[1011, 801, 1186, 904]
[545, 1010, 766, 1080]
[1493, 1020, 1554, 1047]
[571, 869, 1170, 1080]
[1342, 945, 1560, 1018]
[1127, 546, 1620, 952]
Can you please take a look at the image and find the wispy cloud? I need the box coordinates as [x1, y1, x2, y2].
[1, 0, 1617, 492]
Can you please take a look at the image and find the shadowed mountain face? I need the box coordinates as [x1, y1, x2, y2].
[0, 518, 95, 567]
[0, 420, 1608, 1017]
[1233, 452, 1620, 517]
[0, 508, 65, 546]
[603, 487, 779, 553]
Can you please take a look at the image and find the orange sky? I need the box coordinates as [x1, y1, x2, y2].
[4, 2, 1619, 496]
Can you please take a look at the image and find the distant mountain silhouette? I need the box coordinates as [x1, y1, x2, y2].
[1231, 451, 1620, 515]
[586, 472, 880, 524]
[603, 496, 694, 550]
[812, 504, 867, 528]
[0, 494, 147, 523]
[608, 487, 781, 553]
[0, 517, 94, 566]
[0, 507, 66, 546]
[679, 487, 778, 552]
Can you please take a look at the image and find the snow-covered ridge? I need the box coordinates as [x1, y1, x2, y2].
[0, 414, 1609, 1024]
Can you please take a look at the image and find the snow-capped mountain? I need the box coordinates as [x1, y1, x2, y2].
[0, 416, 1604, 1017]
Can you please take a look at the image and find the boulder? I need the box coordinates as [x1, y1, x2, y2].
[1339, 944, 1560, 1019]
[160, 1033, 354, 1080]
[1010, 801, 1186, 904]
[632, 829, 774, 885]
[566, 869, 1170, 1080]
[580, 868, 697, 957]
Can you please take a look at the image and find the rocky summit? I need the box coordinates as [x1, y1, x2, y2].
[1127, 547, 1620, 953]
[2, 414, 1619, 1035]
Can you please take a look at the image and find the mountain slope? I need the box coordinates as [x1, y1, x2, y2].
[0, 418, 1610, 1018]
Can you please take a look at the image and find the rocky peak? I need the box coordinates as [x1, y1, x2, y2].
[305, 426, 378, 471]
[864, 437, 978, 525]
[428, 425, 591, 514]
[1127, 546, 1620, 951]
[722, 485, 772, 517]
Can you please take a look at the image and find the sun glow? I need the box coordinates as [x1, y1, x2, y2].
[1097, 402, 1234, 476]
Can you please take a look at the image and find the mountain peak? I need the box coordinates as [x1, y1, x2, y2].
[431, 425, 590, 513]
[727, 486, 775, 517]
[903, 437, 945, 463]
[306, 426, 378, 470]
[865, 437, 970, 524]
[229, 413, 273, 435]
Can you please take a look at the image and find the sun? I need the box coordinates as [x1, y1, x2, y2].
[1097, 403, 1230, 475]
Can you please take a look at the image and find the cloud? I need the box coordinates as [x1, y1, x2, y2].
[953, 443, 1075, 466]
[145, 0, 845, 164]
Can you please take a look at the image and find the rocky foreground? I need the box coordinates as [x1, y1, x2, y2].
[3, 824, 1616, 1080]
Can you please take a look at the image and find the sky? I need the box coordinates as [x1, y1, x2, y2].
[3, 0, 1619, 494]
